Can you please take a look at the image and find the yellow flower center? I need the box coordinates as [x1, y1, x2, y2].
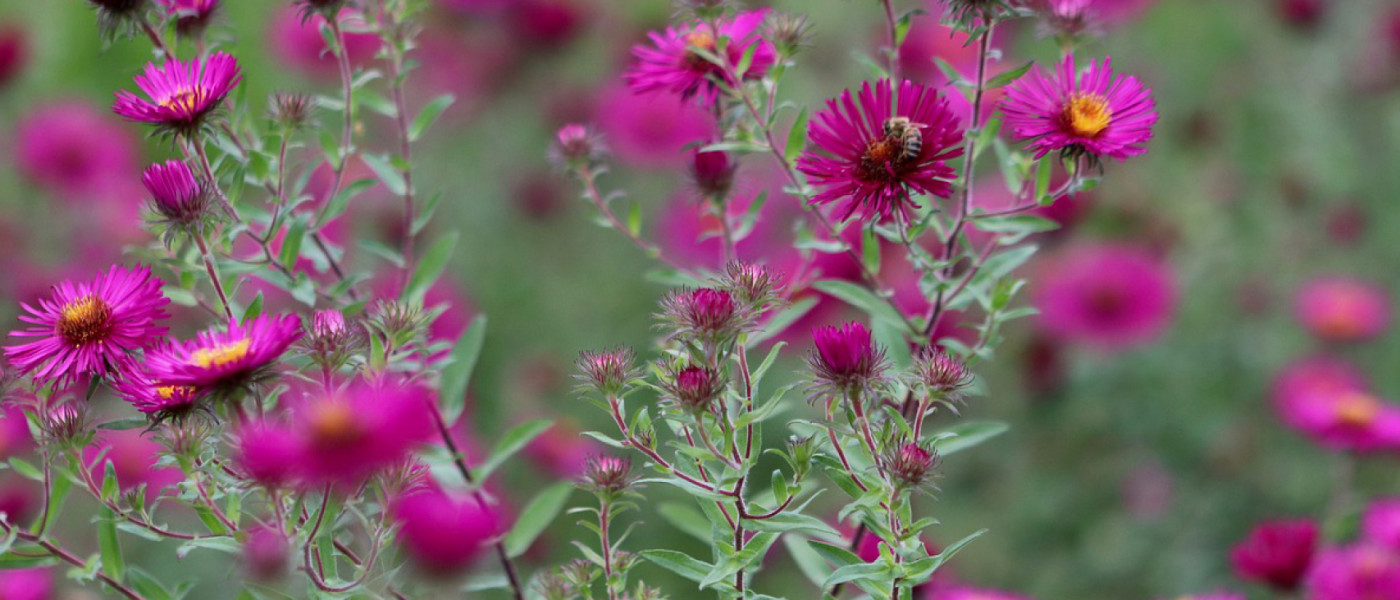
[156, 385, 194, 400]
[57, 295, 112, 344]
[685, 31, 715, 51]
[160, 87, 206, 114]
[190, 339, 250, 369]
[1335, 391, 1380, 426]
[1063, 93, 1113, 138]
[308, 401, 363, 447]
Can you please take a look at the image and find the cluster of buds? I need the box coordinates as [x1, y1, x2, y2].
[581, 455, 637, 501]
[881, 441, 940, 492]
[658, 362, 724, 414]
[807, 321, 889, 401]
[720, 260, 783, 312]
[911, 347, 974, 406]
[574, 347, 638, 397]
[300, 309, 368, 374]
[550, 123, 606, 170]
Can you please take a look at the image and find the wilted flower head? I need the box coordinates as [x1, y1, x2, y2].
[1001, 54, 1158, 162]
[4, 264, 170, 386]
[1294, 277, 1392, 343]
[536, 571, 580, 600]
[269, 91, 315, 130]
[721, 261, 782, 309]
[112, 52, 243, 137]
[808, 321, 888, 398]
[550, 123, 604, 168]
[659, 287, 745, 344]
[1230, 519, 1318, 591]
[796, 78, 964, 223]
[582, 455, 636, 498]
[940, 587, 1035, 600]
[625, 9, 776, 106]
[575, 347, 637, 396]
[144, 314, 303, 394]
[882, 441, 939, 490]
[158, 0, 220, 36]
[393, 486, 499, 577]
[911, 347, 974, 401]
[143, 160, 213, 232]
[660, 363, 723, 413]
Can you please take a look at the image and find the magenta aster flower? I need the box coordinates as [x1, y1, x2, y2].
[110, 355, 200, 422]
[291, 378, 434, 487]
[112, 52, 242, 136]
[84, 429, 183, 502]
[1001, 54, 1157, 161]
[1272, 358, 1400, 454]
[158, 0, 220, 35]
[939, 588, 1034, 600]
[625, 9, 775, 105]
[1364, 499, 1400, 553]
[242, 524, 290, 582]
[143, 160, 213, 231]
[4, 265, 169, 385]
[1031, 244, 1177, 350]
[1294, 276, 1391, 343]
[796, 79, 964, 223]
[0, 27, 27, 90]
[808, 321, 888, 398]
[1304, 544, 1400, 600]
[15, 101, 140, 204]
[0, 568, 51, 600]
[392, 486, 499, 577]
[144, 314, 303, 391]
[234, 422, 301, 488]
[1230, 519, 1318, 591]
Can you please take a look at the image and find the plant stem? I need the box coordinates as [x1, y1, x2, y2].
[0, 523, 146, 600]
[193, 230, 235, 321]
[376, 2, 421, 295]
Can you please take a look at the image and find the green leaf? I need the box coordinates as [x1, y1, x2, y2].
[736, 42, 759, 79]
[504, 482, 572, 557]
[362, 153, 407, 196]
[1035, 155, 1056, 205]
[745, 512, 842, 539]
[473, 419, 553, 482]
[748, 297, 818, 347]
[980, 245, 1037, 281]
[813, 280, 908, 332]
[657, 502, 710, 542]
[402, 231, 459, 306]
[409, 94, 455, 142]
[98, 506, 124, 582]
[861, 226, 881, 277]
[317, 179, 376, 228]
[931, 421, 1008, 456]
[97, 417, 149, 431]
[438, 315, 487, 423]
[823, 561, 889, 590]
[242, 292, 264, 322]
[782, 535, 832, 587]
[785, 108, 809, 163]
[641, 549, 712, 584]
[985, 60, 1034, 89]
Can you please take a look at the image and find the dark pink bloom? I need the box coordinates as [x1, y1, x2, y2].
[143, 160, 212, 227]
[158, 0, 220, 35]
[507, 0, 584, 49]
[809, 321, 887, 393]
[797, 79, 964, 222]
[1230, 519, 1318, 590]
[393, 487, 499, 577]
[1031, 244, 1177, 350]
[1364, 499, 1400, 553]
[84, 430, 182, 501]
[5, 265, 169, 385]
[1272, 357, 1400, 453]
[1277, 0, 1325, 30]
[0, 568, 51, 600]
[234, 422, 301, 488]
[1294, 277, 1391, 342]
[0, 474, 41, 527]
[661, 288, 740, 337]
[593, 84, 714, 169]
[292, 378, 434, 487]
[1001, 54, 1157, 160]
[0, 405, 34, 461]
[144, 314, 303, 389]
[14, 101, 140, 203]
[243, 525, 290, 582]
[270, 7, 380, 78]
[626, 9, 775, 106]
[0, 27, 27, 89]
[112, 52, 242, 134]
[110, 354, 200, 420]
[1304, 544, 1400, 600]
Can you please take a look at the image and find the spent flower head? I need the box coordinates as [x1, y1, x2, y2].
[882, 441, 939, 491]
[764, 11, 811, 58]
[582, 454, 636, 499]
[269, 91, 315, 131]
[911, 347, 974, 403]
[550, 123, 605, 169]
[659, 362, 724, 413]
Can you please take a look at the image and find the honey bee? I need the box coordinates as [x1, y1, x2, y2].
[882, 117, 925, 162]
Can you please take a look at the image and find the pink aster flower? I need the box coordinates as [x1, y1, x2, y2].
[4, 265, 169, 385]
[593, 84, 715, 169]
[144, 314, 302, 391]
[84, 429, 183, 502]
[1304, 544, 1400, 600]
[626, 9, 775, 105]
[290, 378, 434, 487]
[243, 524, 290, 582]
[1031, 244, 1177, 350]
[112, 52, 242, 135]
[1230, 519, 1318, 591]
[808, 321, 888, 397]
[0, 568, 51, 600]
[143, 160, 213, 229]
[157, 0, 219, 35]
[0, 27, 27, 90]
[1294, 276, 1391, 342]
[1001, 54, 1157, 161]
[797, 79, 964, 223]
[14, 101, 140, 203]
[392, 486, 499, 577]
[1364, 499, 1400, 552]
[234, 422, 301, 488]
[110, 355, 200, 422]
[1271, 358, 1400, 453]
[939, 587, 1034, 600]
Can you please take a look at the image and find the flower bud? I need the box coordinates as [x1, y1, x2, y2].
[550, 123, 604, 168]
[582, 455, 635, 498]
[942, 0, 1011, 25]
[912, 348, 974, 401]
[574, 348, 637, 397]
[807, 321, 888, 398]
[0, 28, 28, 90]
[296, 0, 349, 18]
[301, 309, 368, 372]
[662, 363, 723, 413]
[722, 261, 782, 309]
[882, 441, 938, 490]
[659, 287, 745, 344]
[764, 12, 810, 58]
[243, 526, 291, 582]
[143, 160, 213, 233]
[679, 0, 730, 20]
[88, 0, 147, 15]
[269, 91, 315, 131]
[43, 403, 90, 448]
[787, 434, 816, 481]
[690, 148, 736, 200]
[1230, 519, 1317, 591]
[163, 0, 220, 37]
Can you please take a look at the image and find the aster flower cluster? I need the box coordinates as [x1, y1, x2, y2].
[1229, 501, 1400, 599]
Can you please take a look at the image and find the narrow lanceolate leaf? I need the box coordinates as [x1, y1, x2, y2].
[641, 549, 713, 584]
[409, 94, 455, 142]
[931, 421, 1008, 456]
[786, 108, 810, 163]
[317, 179, 376, 228]
[504, 482, 572, 557]
[813, 279, 908, 333]
[97, 506, 124, 582]
[472, 419, 553, 483]
[438, 315, 487, 423]
[361, 153, 407, 196]
[985, 60, 1035, 89]
[402, 230, 459, 306]
[279, 218, 305, 269]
